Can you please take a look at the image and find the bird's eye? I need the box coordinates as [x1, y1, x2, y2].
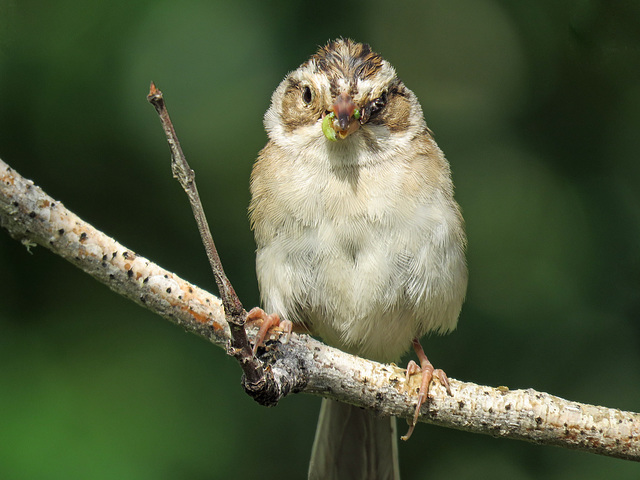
[370, 91, 387, 114]
[302, 86, 313, 105]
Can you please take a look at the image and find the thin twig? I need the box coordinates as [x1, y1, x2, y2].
[146, 82, 279, 403]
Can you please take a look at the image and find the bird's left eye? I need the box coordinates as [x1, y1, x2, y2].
[302, 86, 313, 105]
[370, 91, 387, 114]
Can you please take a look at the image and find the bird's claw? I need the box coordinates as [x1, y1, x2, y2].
[246, 307, 292, 355]
[401, 339, 453, 441]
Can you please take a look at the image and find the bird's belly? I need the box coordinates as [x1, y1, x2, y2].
[257, 209, 463, 362]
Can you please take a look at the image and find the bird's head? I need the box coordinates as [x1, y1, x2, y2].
[265, 39, 425, 149]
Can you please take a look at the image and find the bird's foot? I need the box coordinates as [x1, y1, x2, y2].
[246, 307, 293, 355]
[401, 338, 453, 441]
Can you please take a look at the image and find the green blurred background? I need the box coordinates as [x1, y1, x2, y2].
[1, 1, 639, 478]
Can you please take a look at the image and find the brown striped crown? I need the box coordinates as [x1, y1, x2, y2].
[310, 39, 384, 84]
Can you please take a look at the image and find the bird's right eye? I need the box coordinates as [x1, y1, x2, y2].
[302, 86, 313, 105]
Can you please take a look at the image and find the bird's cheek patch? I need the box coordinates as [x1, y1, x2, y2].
[281, 91, 321, 133]
[373, 94, 411, 133]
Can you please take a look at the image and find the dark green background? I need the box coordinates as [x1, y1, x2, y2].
[1, 1, 639, 478]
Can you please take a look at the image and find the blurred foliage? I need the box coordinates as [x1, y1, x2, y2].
[1, 0, 640, 478]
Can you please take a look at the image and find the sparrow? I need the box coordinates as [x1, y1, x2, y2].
[248, 39, 467, 479]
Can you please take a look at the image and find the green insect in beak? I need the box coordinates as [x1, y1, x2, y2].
[322, 112, 338, 141]
[322, 109, 361, 142]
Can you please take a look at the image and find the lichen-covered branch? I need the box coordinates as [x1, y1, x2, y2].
[1, 157, 639, 462]
[0, 157, 228, 347]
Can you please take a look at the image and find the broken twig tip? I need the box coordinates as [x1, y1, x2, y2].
[147, 82, 163, 107]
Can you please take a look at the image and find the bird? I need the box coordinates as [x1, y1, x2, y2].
[247, 38, 467, 479]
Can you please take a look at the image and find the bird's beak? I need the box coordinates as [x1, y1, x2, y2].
[322, 92, 361, 141]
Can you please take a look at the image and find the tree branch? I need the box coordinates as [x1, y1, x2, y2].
[1, 156, 639, 462]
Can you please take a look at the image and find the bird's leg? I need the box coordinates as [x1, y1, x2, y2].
[246, 307, 293, 355]
[401, 338, 453, 441]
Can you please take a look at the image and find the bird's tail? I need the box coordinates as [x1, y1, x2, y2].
[308, 399, 400, 480]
